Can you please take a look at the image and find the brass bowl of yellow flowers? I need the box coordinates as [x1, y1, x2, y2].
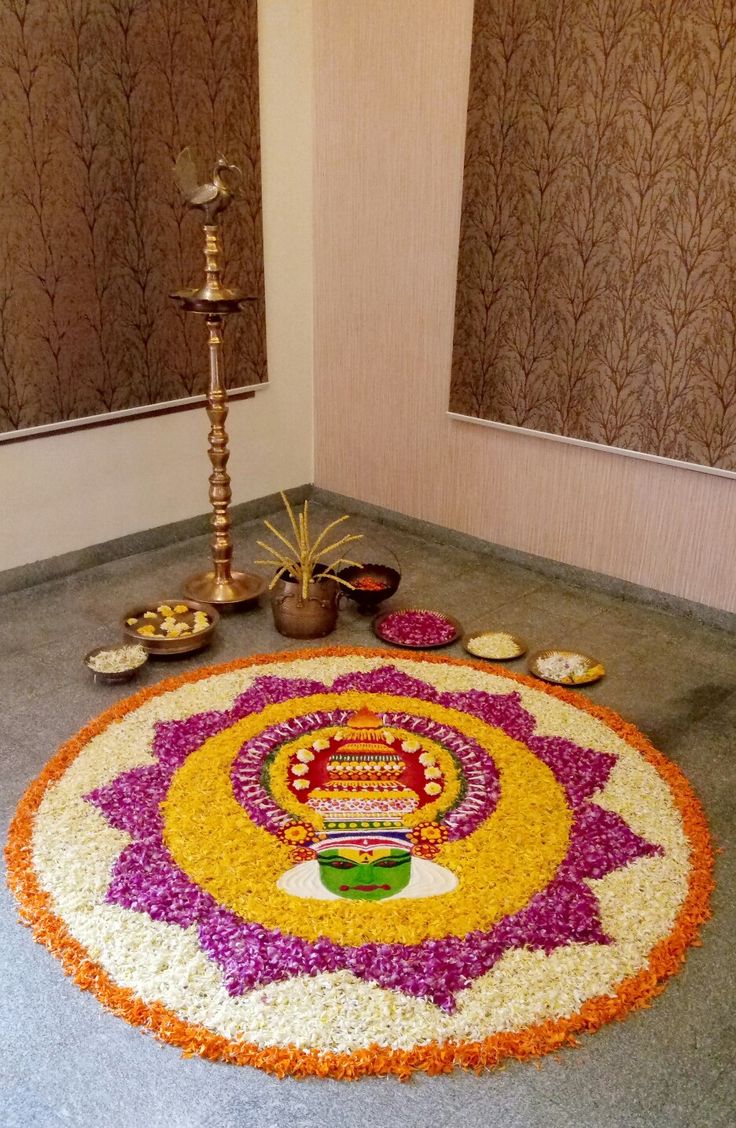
[122, 599, 219, 656]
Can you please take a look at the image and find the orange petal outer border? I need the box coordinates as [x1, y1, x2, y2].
[4, 646, 714, 1080]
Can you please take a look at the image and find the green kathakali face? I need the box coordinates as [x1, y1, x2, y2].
[317, 847, 412, 901]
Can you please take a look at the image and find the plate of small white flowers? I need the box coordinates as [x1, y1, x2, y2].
[463, 630, 527, 661]
[528, 648, 605, 685]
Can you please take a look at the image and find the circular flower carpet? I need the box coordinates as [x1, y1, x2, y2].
[5, 648, 712, 1079]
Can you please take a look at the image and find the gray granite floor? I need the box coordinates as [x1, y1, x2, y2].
[1, 501, 733, 1128]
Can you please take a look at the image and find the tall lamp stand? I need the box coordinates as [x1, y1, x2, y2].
[171, 171, 266, 607]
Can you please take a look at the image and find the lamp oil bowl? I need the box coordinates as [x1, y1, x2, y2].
[122, 599, 220, 656]
[84, 644, 149, 684]
[338, 562, 401, 611]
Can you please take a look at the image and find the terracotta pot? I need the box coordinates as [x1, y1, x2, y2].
[270, 570, 339, 638]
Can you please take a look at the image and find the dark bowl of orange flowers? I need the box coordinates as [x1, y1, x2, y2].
[338, 562, 401, 611]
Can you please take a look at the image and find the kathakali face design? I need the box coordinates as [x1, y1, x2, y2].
[316, 845, 412, 900]
[271, 706, 458, 901]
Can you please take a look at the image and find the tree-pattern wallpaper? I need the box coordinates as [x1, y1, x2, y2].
[450, 0, 736, 471]
[0, 0, 265, 437]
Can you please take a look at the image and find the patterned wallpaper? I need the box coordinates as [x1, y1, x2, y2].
[450, 0, 736, 472]
[0, 0, 265, 437]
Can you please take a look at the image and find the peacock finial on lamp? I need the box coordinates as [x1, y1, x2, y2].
[171, 148, 266, 607]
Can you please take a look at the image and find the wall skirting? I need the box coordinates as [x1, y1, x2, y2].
[3, 481, 733, 633]
[0, 485, 313, 598]
[313, 489, 736, 634]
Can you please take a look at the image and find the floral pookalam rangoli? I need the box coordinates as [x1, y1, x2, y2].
[5, 648, 713, 1079]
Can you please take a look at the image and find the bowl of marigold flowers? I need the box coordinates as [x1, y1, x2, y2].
[121, 599, 219, 656]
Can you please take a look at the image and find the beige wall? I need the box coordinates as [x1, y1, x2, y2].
[0, 0, 313, 572]
[313, 0, 736, 612]
[4, 0, 735, 612]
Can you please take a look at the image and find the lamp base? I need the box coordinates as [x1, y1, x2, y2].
[182, 570, 267, 607]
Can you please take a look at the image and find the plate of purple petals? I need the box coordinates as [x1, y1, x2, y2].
[372, 607, 462, 649]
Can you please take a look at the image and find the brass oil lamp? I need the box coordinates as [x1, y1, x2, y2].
[171, 149, 266, 607]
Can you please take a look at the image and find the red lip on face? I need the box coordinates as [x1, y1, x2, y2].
[340, 884, 391, 892]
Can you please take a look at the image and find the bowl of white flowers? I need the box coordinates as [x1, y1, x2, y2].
[84, 643, 149, 684]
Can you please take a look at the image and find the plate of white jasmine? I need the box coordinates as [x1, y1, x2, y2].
[528, 649, 605, 686]
[84, 643, 149, 684]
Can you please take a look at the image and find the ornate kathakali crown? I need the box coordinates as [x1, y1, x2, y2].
[307, 708, 419, 831]
[280, 708, 450, 859]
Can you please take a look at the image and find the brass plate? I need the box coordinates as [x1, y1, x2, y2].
[528, 649, 605, 686]
[463, 631, 527, 661]
[122, 599, 220, 656]
[372, 608, 463, 650]
[183, 570, 266, 607]
[84, 645, 149, 684]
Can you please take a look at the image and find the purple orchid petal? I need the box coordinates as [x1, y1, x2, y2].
[559, 803, 663, 881]
[230, 675, 329, 719]
[527, 735, 616, 805]
[153, 712, 233, 770]
[106, 842, 214, 927]
[494, 877, 610, 952]
[87, 764, 169, 840]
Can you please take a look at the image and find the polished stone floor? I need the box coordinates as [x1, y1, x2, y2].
[1, 499, 733, 1128]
